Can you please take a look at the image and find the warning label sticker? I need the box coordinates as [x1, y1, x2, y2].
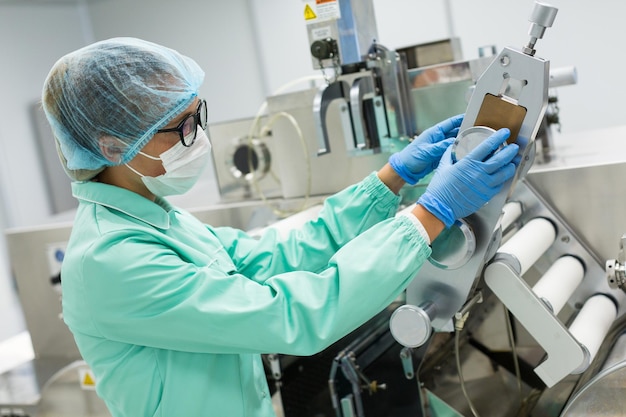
[79, 368, 97, 391]
[304, 0, 340, 23]
[304, 4, 316, 20]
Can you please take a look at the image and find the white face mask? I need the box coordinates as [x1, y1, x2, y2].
[126, 129, 212, 196]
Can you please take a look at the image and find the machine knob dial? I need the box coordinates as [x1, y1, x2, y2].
[390, 302, 437, 348]
[310, 38, 338, 60]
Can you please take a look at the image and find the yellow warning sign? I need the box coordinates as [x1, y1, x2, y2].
[304, 4, 317, 20]
[79, 368, 97, 390]
[83, 372, 95, 386]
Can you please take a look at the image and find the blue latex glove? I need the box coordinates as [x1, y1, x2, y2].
[418, 128, 519, 228]
[389, 114, 464, 185]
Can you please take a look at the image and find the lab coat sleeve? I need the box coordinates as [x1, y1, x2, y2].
[77, 214, 431, 356]
[212, 172, 403, 282]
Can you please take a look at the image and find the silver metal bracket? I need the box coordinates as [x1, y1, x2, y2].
[606, 234, 626, 293]
[484, 255, 588, 387]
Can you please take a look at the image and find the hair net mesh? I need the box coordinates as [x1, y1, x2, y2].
[41, 37, 205, 178]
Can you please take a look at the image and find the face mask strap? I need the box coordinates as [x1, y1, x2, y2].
[125, 163, 145, 178]
[138, 150, 161, 161]
[115, 137, 162, 162]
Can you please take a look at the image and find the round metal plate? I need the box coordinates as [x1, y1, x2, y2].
[451, 126, 496, 163]
[429, 219, 476, 270]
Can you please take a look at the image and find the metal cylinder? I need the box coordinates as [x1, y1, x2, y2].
[389, 302, 436, 348]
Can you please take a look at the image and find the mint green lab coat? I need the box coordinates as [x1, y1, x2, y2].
[61, 172, 431, 417]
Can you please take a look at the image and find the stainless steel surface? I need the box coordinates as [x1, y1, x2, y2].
[460, 44, 550, 162]
[389, 303, 435, 348]
[451, 126, 496, 163]
[313, 80, 351, 155]
[0, 357, 93, 416]
[397, 38, 463, 69]
[402, 2, 557, 333]
[601, 332, 626, 371]
[429, 219, 476, 269]
[408, 57, 493, 134]
[528, 165, 626, 265]
[548, 66, 578, 88]
[369, 43, 417, 140]
[349, 75, 378, 150]
[36, 361, 110, 417]
[460, 1, 557, 169]
[312, 40, 478, 164]
[209, 116, 284, 202]
[6, 220, 79, 362]
[266, 88, 389, 199]
[561, 358, 626, 416]
[405, 186, 509, 331]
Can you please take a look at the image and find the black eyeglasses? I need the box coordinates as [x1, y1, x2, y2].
[157, 99, 208, 147]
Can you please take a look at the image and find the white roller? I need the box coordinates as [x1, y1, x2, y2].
[569, 294, 617, 371]
[549, 66, 578, 88]
[497, 217, 557, 275]
[501, 201, 523, 231]
[532, 255, 585, 314]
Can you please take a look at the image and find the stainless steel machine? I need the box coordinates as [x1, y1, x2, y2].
[258, 1, 626, 416]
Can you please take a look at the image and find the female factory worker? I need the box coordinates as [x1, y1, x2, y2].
[42, 38, 518, 417]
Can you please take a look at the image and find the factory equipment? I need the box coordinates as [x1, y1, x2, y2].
[214, 0, 573, 205]
[395, 0, 560, 344]
[264, 1, 626, 416]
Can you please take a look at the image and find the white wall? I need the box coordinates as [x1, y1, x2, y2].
[0, 5, 89, 228]
[0, 4, 91, 339]
[87, 0, 266, 125]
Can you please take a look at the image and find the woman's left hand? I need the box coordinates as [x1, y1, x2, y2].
[388, 114, 464, 184]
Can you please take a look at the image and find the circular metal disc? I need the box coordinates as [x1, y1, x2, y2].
[451, 126, 496, 163]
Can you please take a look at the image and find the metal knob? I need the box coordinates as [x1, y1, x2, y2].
[310, 38, 338, 60]
[523, 2, 558, 56]
[390, 302, 437, 348]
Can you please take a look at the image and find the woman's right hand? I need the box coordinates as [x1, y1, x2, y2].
[417, 128, 519, 228]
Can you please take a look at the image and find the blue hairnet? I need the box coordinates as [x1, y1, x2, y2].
[42, 37, 205, 178]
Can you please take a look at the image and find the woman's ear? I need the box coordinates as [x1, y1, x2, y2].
[98, 136, 124, 163]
